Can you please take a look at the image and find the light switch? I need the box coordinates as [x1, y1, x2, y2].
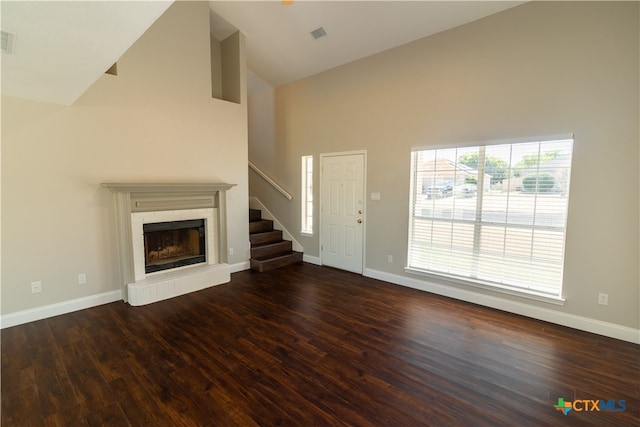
[371, 192, 381, 200]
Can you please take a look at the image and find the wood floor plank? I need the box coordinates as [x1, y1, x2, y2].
[2, 385, 59, 426]
[2, 263, 638, 426]
[83, 402, 132, 427]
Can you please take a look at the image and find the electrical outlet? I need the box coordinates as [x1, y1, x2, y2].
[78, 273, 87, 285]
[598, 293, 608, 306]
[31, 281, 42, 294]
[228, 248, 234, 256]
[387, 255, 393, 263]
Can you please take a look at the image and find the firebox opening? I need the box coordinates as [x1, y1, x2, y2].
[143, 219, 206, 274]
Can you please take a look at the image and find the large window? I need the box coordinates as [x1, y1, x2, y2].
[301, 155, 313, 235]
[408, 137, 573, 300]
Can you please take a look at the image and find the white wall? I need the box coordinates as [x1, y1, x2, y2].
[1, 1, 249, 316]
[249, 2, 639, 337]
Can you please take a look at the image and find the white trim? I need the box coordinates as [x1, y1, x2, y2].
[320, 150, 369, 158]
[249, 196, 304, 252]
[229, 260, 250, 273]
[364, 268, 640, 344]
[411, 133, 575, 152]
[1, 262, 246, 328]
[4, 266, 635, 344]
[249, 161, 293, 200]
[319, 150, 367, 274]
[0, 290, 123, 329]
[405, 267, 565, 306]
[301, 155, 314, 235]
[303, 254, 322, 265]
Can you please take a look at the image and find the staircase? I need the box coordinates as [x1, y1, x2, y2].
[249, 209, 303, 272]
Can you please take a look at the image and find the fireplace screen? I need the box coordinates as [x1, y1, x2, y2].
[143, 219, 206, 274]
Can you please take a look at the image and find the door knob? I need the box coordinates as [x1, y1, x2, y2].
[357, 219, 362, 223]
[358, 210, 363, 214]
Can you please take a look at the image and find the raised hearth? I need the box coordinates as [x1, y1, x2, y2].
[102, 183, 235, 305]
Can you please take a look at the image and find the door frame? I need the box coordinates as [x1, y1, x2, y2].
[319, 150, 367, 274]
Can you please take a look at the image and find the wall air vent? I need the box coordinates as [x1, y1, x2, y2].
[310, 27, 327, 40]
[1, 30, 15, 54]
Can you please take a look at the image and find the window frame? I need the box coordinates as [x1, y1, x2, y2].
[406, 136, 573, 304]
[301, 155, 314, 235]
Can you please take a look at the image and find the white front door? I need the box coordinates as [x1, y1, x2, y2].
[320, 152, 365, 274]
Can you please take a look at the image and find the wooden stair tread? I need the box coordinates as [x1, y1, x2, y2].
[249, 208, 302, 272]
[251, 240, 287, 248]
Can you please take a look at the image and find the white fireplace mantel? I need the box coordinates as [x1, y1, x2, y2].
[102, 182, 236, 305]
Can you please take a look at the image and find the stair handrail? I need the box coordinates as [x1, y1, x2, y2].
[249, 160, 293, 200]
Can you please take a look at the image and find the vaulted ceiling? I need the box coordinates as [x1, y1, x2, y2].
[210, 1, 524, 88]
[0, 1, 173, 105]
[1, 1, 524, 106]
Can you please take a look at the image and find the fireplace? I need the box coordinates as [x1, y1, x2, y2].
[144, 219, 206, 273]
[102, 182, 235, 306]
[130, 207, 218, 282]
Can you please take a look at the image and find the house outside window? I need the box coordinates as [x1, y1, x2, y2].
[301, 155, 313, 235]
[407, 137, 574, 300]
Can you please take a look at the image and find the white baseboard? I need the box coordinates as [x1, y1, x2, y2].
[230, 261, 250, 273]
[6, 264, 635, 344]
[364, 268, 640, 344]
[303, 254, 321, 265]
[2, 263, 250, 328]
[1, 290, 123, 329]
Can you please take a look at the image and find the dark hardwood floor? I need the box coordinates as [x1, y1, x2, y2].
[2, 263, 638, 426]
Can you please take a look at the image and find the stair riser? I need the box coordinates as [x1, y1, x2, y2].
[250, 230, 283, 246]
[249, 219, 274, 234]
[250, 252, 303, 273]
[249, 209, 262, 222]
[251, 241, 293, 259]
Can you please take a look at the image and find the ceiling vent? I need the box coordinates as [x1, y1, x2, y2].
[310, 27, 327, 40]
[1, 30, 15, 54]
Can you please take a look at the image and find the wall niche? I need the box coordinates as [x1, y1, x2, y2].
[210, 31, 241, 104]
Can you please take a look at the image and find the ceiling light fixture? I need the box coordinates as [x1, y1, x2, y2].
[310, 27, 327, 40]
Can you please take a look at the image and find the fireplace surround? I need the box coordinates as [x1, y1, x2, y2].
[102, 183, 235, 305]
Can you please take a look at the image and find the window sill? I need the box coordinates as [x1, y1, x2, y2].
[300, 231, 314, 237]
[405, 267, 566, 306]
